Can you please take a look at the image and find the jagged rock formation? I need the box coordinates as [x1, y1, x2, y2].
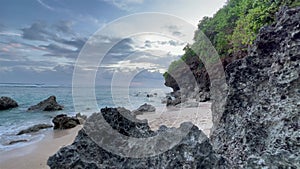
[48, 108, 227, 168]
[28, 96, 63, 111]
[52, 114, 81, 130]
[211, 6, 300, 168]
[17, 124, 53, 135]
[0, 96, 18, 110]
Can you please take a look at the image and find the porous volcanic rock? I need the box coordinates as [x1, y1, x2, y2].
[211, 6, 300, 168]
[48, 108, 227, 168]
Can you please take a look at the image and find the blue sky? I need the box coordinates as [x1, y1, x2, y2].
[0, 0, 226, 86]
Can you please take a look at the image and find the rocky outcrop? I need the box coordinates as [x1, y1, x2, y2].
[164, 56, 211, 105]
[133, 103, 156, 115]
[0, 96, 18, 110]
[17, 124, 53, 135]
[52, 114, 81, 130]
[211, 6, 300, 168]
[28, 96, 63, 111]
[48, 108, 227, 168]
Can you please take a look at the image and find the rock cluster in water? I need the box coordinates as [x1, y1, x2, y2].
[211, 6, 300, 168]
[0, 96, 18, 110]
[27, 95, 64, 111]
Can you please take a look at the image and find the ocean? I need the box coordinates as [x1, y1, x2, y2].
[0, 84, 171, 152]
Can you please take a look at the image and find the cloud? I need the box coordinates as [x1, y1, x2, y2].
[21, 22, 53, 41]
[165, 25, 184, 37]
[53, 20, 74, 35]
[20, 21, 87, 59]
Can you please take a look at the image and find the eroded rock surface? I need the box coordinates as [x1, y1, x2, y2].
[211, 6, 300, 168]
[48, 108, 227, 169]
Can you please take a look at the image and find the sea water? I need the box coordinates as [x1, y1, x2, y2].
[0, 84, 171, 152]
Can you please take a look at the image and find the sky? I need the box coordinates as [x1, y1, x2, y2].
[0, 0, 226, 87]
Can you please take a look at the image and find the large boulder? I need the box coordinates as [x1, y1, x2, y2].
[48, 108, 227, 168]
[0, 96, 18, 110]
[17, 124, 53, 135]
[28, 96, 63, 111]
[52, 114, 80, 130]
[211, 7, 300, 168]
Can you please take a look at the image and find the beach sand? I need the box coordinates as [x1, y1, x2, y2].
[0, 125, 82, 169]
[138, 102, 212, 136]
[0, 103, 212, 169]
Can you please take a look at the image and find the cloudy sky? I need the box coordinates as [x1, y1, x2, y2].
[0, 0, 226, 87]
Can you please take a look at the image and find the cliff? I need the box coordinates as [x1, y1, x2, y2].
[211, 6, 300, 167]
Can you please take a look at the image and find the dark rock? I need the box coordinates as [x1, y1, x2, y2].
[0, 96, 18, 110]
[28, 96, 63, 111]
[166, 97, 181, 106]
[48, 108, 228, 168]
[17, 124, 53, 135]
[52, 114, 80, 130]
[211, 7, 300, 168]
[133, 103, 156, 115]
[76, 113, 87, 125]
[146, 94, 153, 98]
[8, 139, 28, 145]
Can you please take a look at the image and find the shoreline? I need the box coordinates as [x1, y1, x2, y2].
[0, 125, 82, 169]
[0, 103, 212, 169]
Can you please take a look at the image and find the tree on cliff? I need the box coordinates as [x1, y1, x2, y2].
[164, 0, 300, 92]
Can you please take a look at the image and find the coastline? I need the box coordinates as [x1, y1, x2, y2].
[0, 125, 82, 169]
[0, 103, 212, 169]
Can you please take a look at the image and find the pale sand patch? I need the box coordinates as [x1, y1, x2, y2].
[0, 103, 213, 169]
[137, 102, 212, 136]
[0, 125, 82, 169]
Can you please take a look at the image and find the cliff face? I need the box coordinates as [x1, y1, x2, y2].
[211, 6, 300, 168]
[164, 55, 212, 104]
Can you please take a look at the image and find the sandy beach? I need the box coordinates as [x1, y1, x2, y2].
[0, 125, 83, 169]
[0, 103, 212, 169]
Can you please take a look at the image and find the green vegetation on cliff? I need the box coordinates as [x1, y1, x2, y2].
[164, 0, 300, 80]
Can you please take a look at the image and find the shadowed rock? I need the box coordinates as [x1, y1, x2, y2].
[17, 124, 53, 135]
[52, 114, 80, 130]
[48, 108, 228, 168]
[28, 96, 63, 111]
[0, 96, 18, 110]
